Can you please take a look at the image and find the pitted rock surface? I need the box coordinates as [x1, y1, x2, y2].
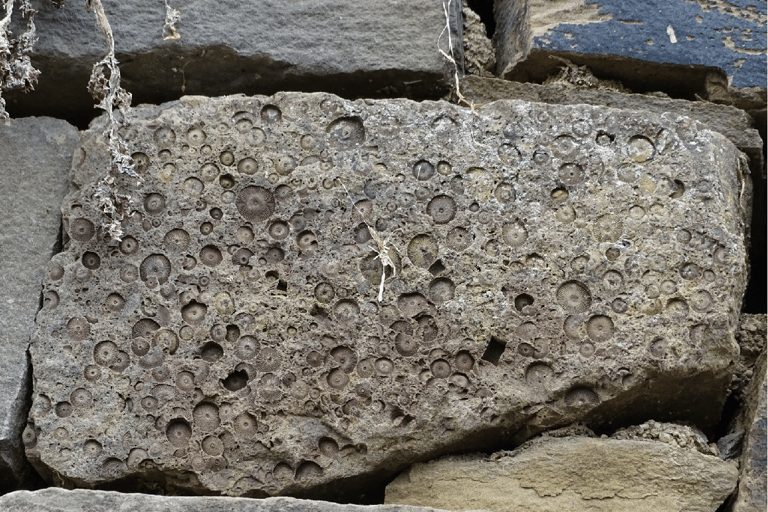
[28, 93, 749, 497]
[612, 420, 717, 456]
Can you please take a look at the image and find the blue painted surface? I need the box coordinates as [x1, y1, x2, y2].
[533, 0, 767, 88]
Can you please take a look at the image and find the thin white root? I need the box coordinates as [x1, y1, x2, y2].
[368, 226, 398, 302]
[438, 0, 472, 110]
[337, 178, 399, 303]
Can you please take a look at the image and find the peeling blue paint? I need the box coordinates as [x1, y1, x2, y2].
[533, 0, 766, 88]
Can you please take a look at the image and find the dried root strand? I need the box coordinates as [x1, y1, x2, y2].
[0, 0, 39, 120]
[163, 0, 180, 41]
[86, 0, 138, 241]
[337, 178, 399, 302]
[86, 0, 136, 177]
[438, 0, 471, 109]
[367, 225, 399, 303]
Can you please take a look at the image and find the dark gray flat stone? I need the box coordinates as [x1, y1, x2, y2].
[5, 0, 459, 121]
[0, 117, 80, 493]
[0, 489, 469, 512]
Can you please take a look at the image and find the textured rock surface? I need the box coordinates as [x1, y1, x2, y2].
[385, 434, 739, 512]
[5, 0, 458, 120]
[612, 420, 718, 456]
[0, 488, 469, 512]
[492, 0, 530, 78]
[462, 76, 764, 176]
[462, 3, 495, 77]
[503, 0, 766, 89]
[0, 117, 80, 492]
[28, 92, 749, 497]
[730, 314, 767, 398]
[728, 344, 766, 511]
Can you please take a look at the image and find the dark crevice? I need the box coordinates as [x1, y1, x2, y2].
[4, 47, 453, 130]
[466, 0, 496, 38]
[743, 167, 766, 313]
[481, 337, 506, 365]
[712, 390, 742, 442]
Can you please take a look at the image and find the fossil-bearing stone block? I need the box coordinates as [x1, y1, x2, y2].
[28, 93, 749, 498]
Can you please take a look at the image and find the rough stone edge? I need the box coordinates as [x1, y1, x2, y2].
[0, 488, 490, 512]
[0, 117, 81, 494]
[461, 75, 763, 176]
[728, 348, 767, 511]
[386, 436, 739, 511]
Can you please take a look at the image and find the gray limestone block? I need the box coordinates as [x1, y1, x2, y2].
[4, 0, 460, 120]
[495, 0, 766, 92]
[461, 75, 764, 178]
[28, 92, 750, 498]
[385, 434, 739, 512]
[0, 117, 80, 492]
[0, 489, 474, 512]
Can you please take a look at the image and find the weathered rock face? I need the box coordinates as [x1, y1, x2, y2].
[28, 92, 749, 497]
[728, 314, 767, 400]
[5, 0, 458, 120]
[727, 316, 766, 512]
[0, 488, 464, 512]
[461, 75, 764, 177]
[0, 117, 80, 492]
[462, 3, 495, 77]
[385, 433, 739, 512]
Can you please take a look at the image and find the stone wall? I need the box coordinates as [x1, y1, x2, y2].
[0, 1, 764, 511]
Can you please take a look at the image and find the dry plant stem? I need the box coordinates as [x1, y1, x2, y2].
[0, 0, 39, 120]
[163, 0, 180, 41]
[439, 0, 487, 155]
[337, 178, 399, 302]
[438, 0, 471, 109]
[86, 0, 138, 241]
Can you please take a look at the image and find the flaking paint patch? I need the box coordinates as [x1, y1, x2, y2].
[684, 0, 768, 24]
[722, 35, 766, 55]
[530, 0, 613, 38]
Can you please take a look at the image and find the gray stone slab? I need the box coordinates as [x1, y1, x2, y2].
[28, 92, 749, 499]
[5, 0, 460, 120]
[497, 0, 766, 89]
[0, 489, 469, 512]
[461, 75, 764, 178]
[0, 117, 80, 492]
[386, 430, 739, 512]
